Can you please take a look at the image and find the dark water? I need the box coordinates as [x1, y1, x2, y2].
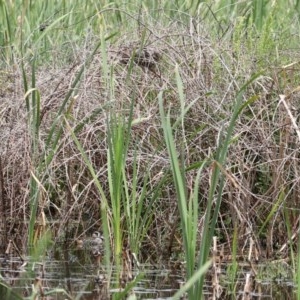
[0, 254, 296, 299]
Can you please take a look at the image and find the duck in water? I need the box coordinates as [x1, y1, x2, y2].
[76, 231, 104, 257]
[90, 231, 104, 257]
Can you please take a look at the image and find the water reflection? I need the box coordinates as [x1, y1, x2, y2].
[0, 253, 296, 299]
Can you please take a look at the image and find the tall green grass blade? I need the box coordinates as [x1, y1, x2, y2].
[159, 90, 188, 241]
[172, 260, 212, 300]
[258, 188, 286, 236]
[159, 88, 208, 298]
[252, 0, 265, 30]
[107, 115, 125, 266]
[106, 103, 133, 266]
[21, 60, 30, 113]
[25, 56, 43, 250]
[123, 149, 154, 255]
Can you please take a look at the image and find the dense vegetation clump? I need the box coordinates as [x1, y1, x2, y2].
[1, 1, 300, 299]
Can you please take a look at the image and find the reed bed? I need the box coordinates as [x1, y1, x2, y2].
[1, 0, 300, 299]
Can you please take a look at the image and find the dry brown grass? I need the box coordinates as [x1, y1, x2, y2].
[1, 18, 300, 262]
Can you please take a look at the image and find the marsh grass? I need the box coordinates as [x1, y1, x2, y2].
[1, 0, 300, 299]
[107, 112, 131, 266]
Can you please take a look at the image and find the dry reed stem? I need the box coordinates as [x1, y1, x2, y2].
[212, 236, 222, 299]
[242, 273, 252, 300]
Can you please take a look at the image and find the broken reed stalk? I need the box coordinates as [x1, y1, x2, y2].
[212, 236, 222, 299]
[243, 235, 257, 300]
[242, 273, 252, 300]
